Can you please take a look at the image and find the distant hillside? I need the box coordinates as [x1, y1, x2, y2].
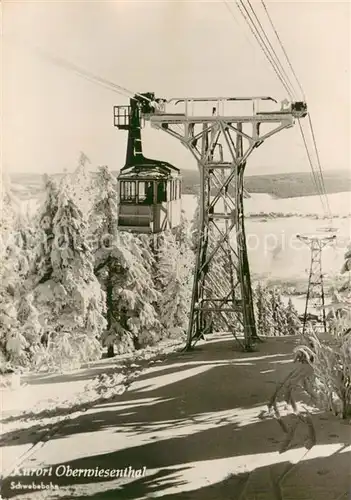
[180, 169, 351, 198]
[245, 170, 351, 198]
[10, 169, 351, 200]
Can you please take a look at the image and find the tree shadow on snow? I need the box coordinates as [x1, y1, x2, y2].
[0, 341, 295, 448]
[3, 336, 348, 500]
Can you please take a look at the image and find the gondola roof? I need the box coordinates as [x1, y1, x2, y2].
[118, 158, 180, 180]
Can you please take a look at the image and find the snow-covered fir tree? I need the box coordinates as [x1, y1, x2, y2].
[254, 284, 290, 336]
[89, 165, 118, 256]
[30, 174, 106, 370]
[33, 176, 60, 286]
[326, 242, 351, 334]
[254, 283, 264, 335]
[341, 242, 351, 276]
[285, 298, 301, 335]
[254, 283, 274, 336]
[0, 173, 36, 370]
[269, 288, 288, 336]
[338, 242, 351, 310]
[89, 165, 119, 356]
[3, 226, 42, 370]
[96, 232, 161, 355]
[0, 229, 23, 370]
[190, 191, 201, 251]
[62, 152, 95, 215]
[90, 166, 181, 355]
[176, 209, 194, 249]
[156, 226, 194, 337]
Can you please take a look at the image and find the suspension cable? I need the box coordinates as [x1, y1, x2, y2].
[260, 0, 306, 101]
[255, 2, 331, 219]
[230, 1, 331, 219]
[34, 46, 152, 101]
[224, 0, 294, 97]
[298, 119, 328, 215]
[223, 0, 291, 97]
[6, 37, 151, 102]
[246, 0, 298, 98]
[224, 0, 329, 215]
[307, 113, 332, 217]
[222, 0, 263, 57]
[234, 0, 294, 99]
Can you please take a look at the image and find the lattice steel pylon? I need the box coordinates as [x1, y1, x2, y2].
[116, 95, 308, 350]
[297, 234, 336, 334]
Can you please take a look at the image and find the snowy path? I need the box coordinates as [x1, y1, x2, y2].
[0, 341, 181, 481]
[1, 335, 350, 499]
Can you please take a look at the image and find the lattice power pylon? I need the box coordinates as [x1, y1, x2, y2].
[115, 94, 307, 351]
[297, 234, 336, 334]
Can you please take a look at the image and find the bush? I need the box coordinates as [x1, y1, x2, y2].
[31, 331, 102, 372]
[294, 328, 351, 419]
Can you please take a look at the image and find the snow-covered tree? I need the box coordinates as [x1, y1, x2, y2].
[0, 171, 20, 239]
[156, 228, 194, 337]
[62, 152, 95, 215]
[341, 242, 351, 276]
[269, 288, 288, 336]
[30, 176, 106, 370]
[176, 209, 193, 249]
[254, 283, 274, 336]
[254, 284, 289, 336]
[96, 232, 161, 354]
[89, 165, 119, 356]
[336, 242, 351, 320]
[285, 298, 301, 335]
[89, 165, 118, 256]
[325, 243, 351, 335]
[32, 176, 60, 286]
[190, 192, 201, 251]
[89, 166, 163, 355]
[0, 173, 37, 370]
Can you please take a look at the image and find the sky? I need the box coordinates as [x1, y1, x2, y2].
[2, 0, 350, 175]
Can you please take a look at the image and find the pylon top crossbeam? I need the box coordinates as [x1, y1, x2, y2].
[143, 96, 306, 126]
[297, 234, 336, 249]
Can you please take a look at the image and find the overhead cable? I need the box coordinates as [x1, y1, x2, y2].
[6, 36, 150, 102]
[257, 2, 331, 217]
[246, 0, 298, 98]
[298, 119, 328, 215]
[222, 0, 262, 56]
[307, 113, 332, 217]
[260, 0, 306, 101]
[34, 47, 151, 101]
[234, 0, 294, 98]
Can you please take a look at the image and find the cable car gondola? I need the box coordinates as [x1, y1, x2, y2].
[114, 93, 182, 234]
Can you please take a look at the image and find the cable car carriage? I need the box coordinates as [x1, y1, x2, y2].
[118, 162, 181, 233]
[114, 93, 182, 233]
